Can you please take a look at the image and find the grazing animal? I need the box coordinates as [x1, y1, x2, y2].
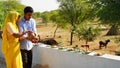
[81, 44, 89, 50]
[39, 38, 58, 45]
[73, 45, 78, 49]
[99, 39, 110, 49]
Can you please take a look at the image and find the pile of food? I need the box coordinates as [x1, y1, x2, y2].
[45, 44, 92, 55]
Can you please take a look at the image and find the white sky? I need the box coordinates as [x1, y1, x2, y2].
[21, 0, 60, 12]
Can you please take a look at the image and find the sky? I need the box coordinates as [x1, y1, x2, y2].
[21, 0, 60, 12]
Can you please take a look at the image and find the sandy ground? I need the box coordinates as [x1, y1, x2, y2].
[37, 23, 119, 55]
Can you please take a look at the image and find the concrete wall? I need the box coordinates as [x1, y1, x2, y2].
[0, 39, 6, 68]
[1, 40, 120, 68]
[32, 44, 120, 68]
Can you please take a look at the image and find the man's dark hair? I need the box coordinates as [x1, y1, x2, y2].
[24, 6, 34, 13]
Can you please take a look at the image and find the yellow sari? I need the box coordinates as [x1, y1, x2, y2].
[2, 11, 23, 68]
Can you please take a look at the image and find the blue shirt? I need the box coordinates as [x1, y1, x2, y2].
[18, 17, 37, 50]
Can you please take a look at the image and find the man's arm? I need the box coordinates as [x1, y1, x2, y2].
[18, 23, 28, 40]
[31, 19, 39, 43]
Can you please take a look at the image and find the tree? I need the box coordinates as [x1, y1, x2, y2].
[57, 0, 91, 45]
[50, 10, 68, 38]
[89, 0, 120, 35]
[0, 7, 5, 30]
[2, 0, 25, 14]
[0, 0, 25, 30]
[40, 11, 51, 24]
[33, 12, 41, 19]
[76, 24, 101, 45]
[33, 12, 41, 23]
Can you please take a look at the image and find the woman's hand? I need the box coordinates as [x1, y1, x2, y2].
[13, 30, 31, 38]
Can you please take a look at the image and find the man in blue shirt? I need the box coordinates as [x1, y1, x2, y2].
[18, 6, 39, 68]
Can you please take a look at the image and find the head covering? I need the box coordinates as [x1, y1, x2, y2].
[2, 11, 20, 54]
[4, 11, 20, 25]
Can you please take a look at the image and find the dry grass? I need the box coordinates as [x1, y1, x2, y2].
[37, 23, 119, 55]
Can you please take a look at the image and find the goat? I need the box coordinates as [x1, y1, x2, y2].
[73, 45, 78, 49]
[99, 39, 110, 49]
[81, 44, 89, 49]
[39, 38, 58, 45]
[81, 44, 89, 51]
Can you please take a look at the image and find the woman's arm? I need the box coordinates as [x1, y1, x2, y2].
[12, 31, 28, 38]
[7, 23, 30, 38]
[19, 31, 32, 40]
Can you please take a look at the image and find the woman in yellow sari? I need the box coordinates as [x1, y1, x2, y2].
[2, 11, 29, 68]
